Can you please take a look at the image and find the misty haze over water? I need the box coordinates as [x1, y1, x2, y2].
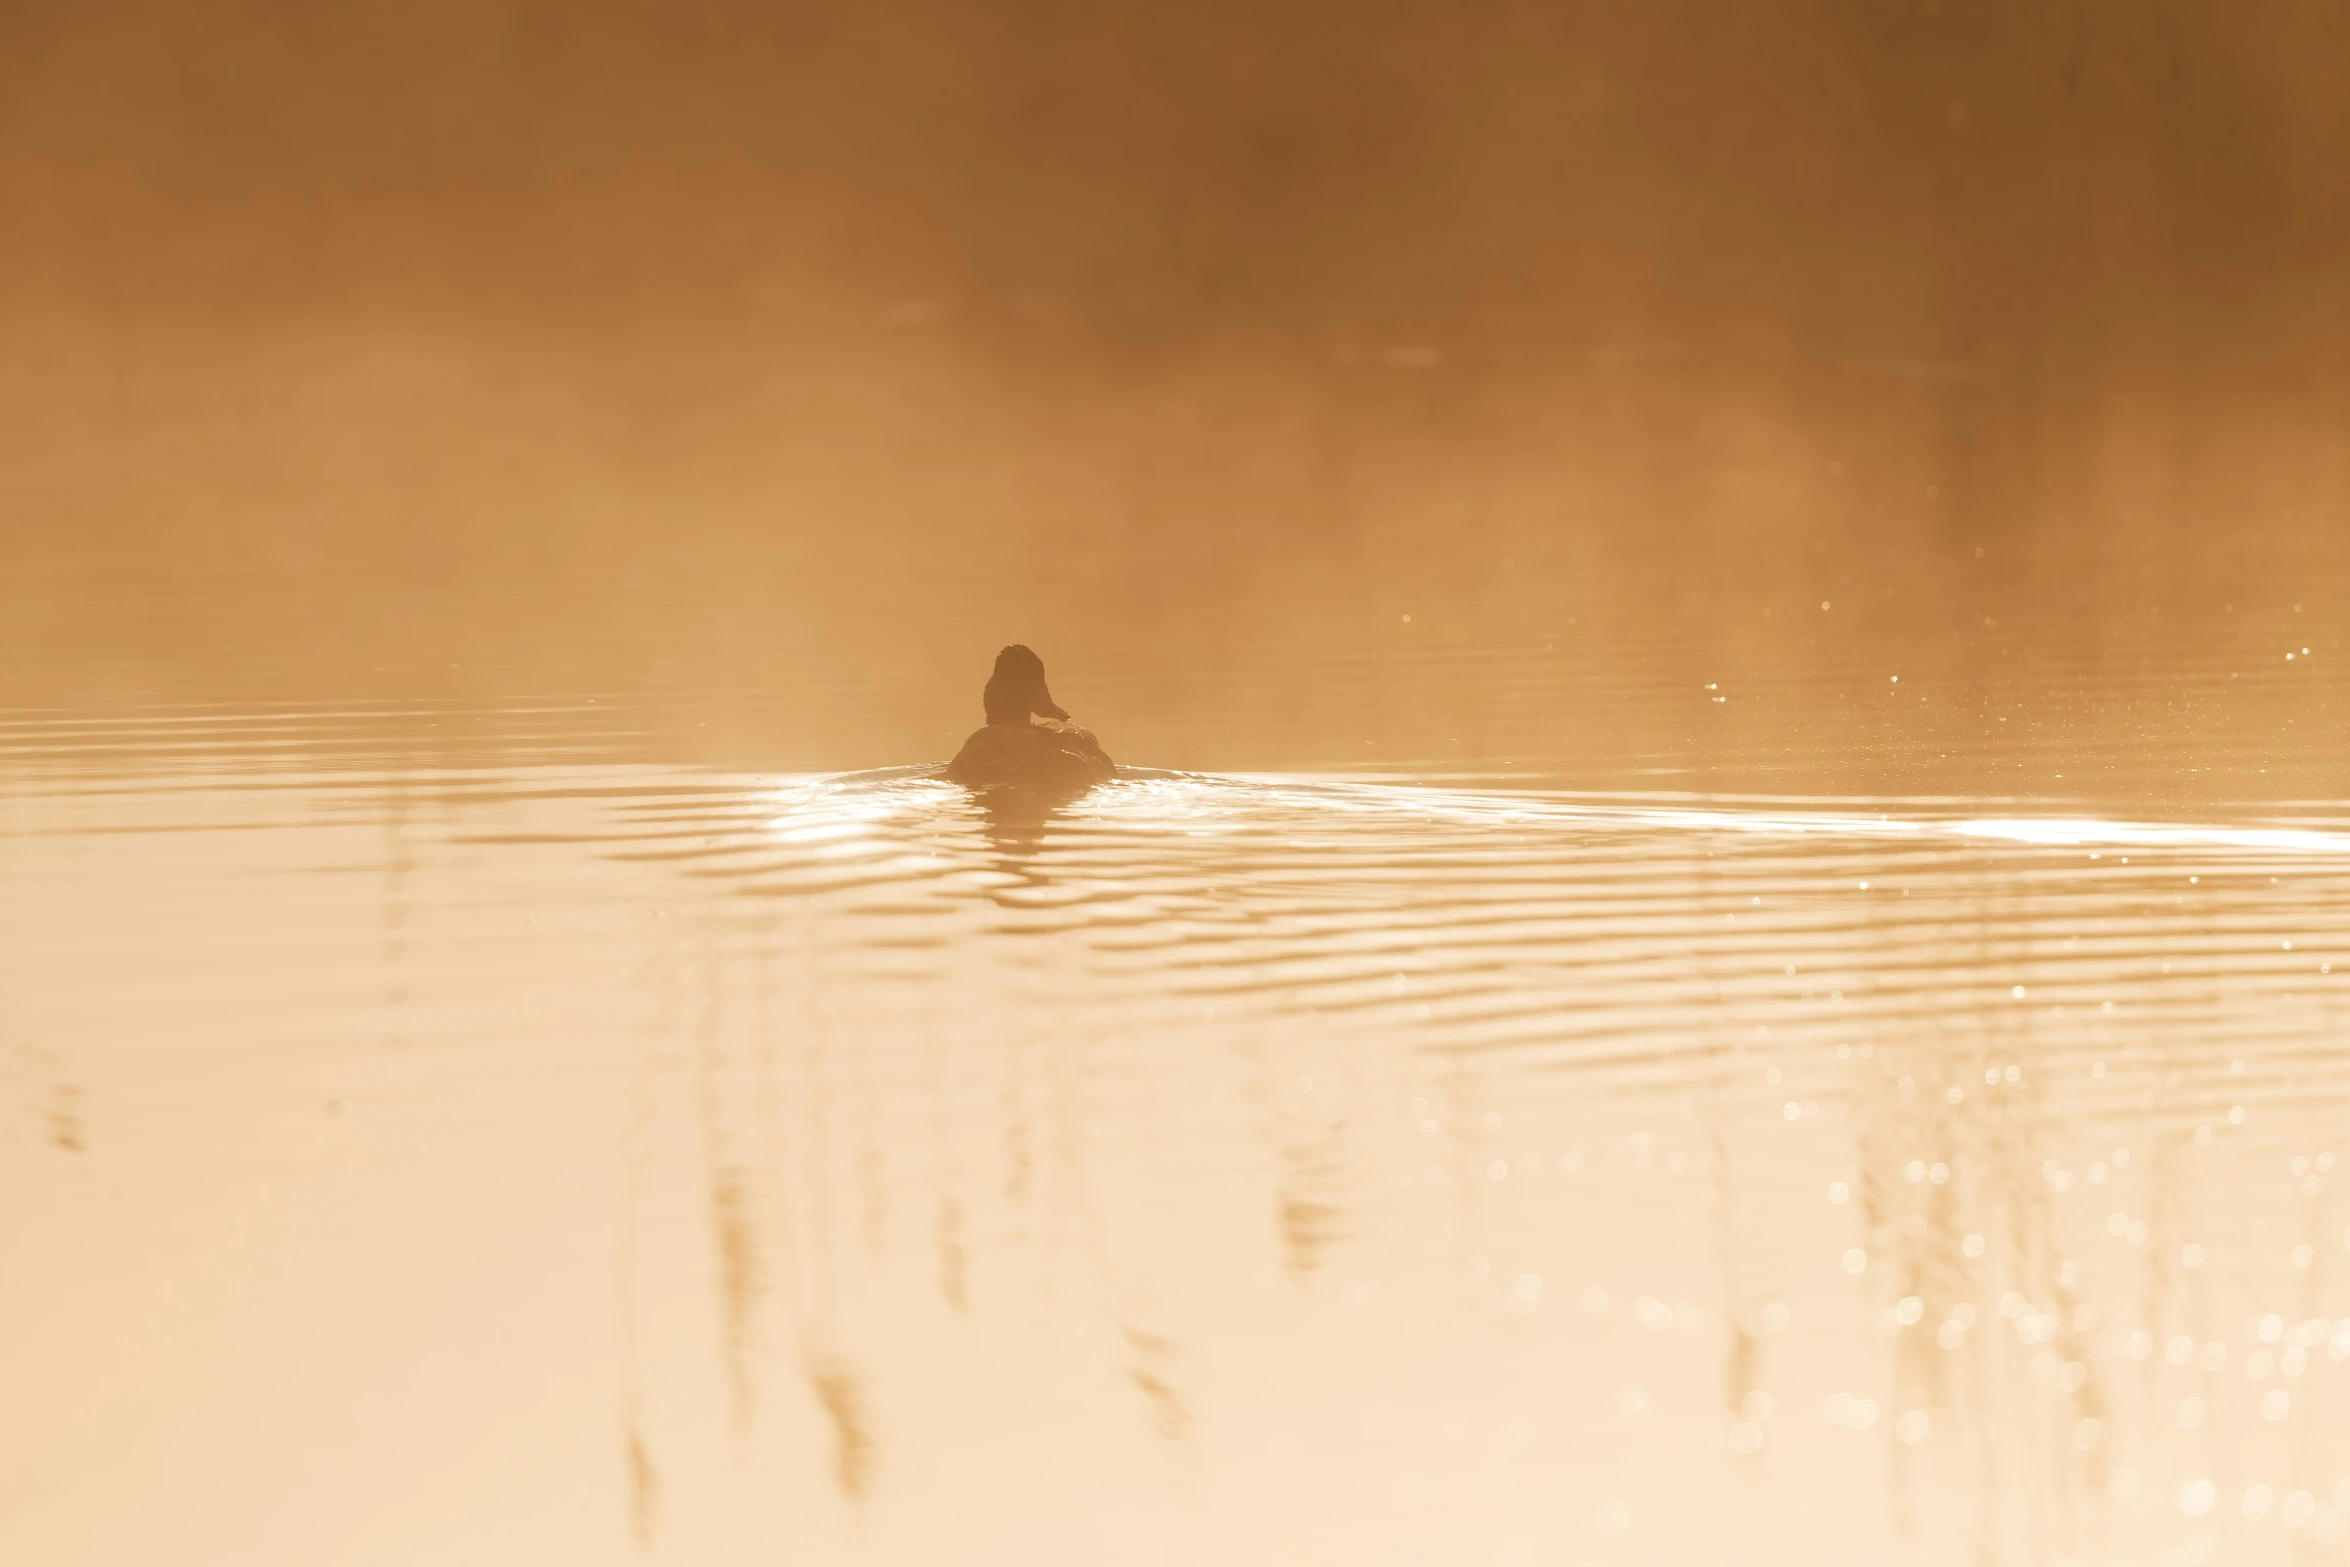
[4, 5, 2349, 1565]
[7, 0, 2345, 788]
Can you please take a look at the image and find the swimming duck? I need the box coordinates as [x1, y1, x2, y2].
[948, 645, 1115, 792]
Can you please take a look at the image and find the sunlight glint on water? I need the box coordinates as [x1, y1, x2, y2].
[4, 728, 2350, 1566]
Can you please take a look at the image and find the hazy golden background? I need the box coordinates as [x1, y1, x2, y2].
[9, 14, 2350, 1564]
[5, 0, 2345, 778]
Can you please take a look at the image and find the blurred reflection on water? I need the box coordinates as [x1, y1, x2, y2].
[6, 696, 2349, 1566]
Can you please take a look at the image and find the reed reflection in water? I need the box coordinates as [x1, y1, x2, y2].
[5, 734, 2349, 1566]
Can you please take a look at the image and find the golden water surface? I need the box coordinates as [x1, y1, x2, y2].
[5, 627, 2348, 1567]
[9, 5, 2350, 1563]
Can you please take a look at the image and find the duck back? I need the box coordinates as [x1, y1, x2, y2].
[948, 720, 1115, 792]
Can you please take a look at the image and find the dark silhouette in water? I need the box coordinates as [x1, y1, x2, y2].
[948, 645, 1115, 792]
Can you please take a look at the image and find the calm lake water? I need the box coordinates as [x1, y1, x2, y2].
[12, 2, 2350, 1559]
[5, 625, 2348, 1567]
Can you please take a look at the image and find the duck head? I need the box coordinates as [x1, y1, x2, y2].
[982, 644, 1070, 724]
